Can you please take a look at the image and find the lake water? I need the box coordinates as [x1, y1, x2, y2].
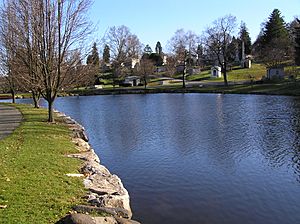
[10, 94, 300, 223]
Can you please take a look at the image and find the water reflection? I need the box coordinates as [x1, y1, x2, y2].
[7, 94, 300, 224]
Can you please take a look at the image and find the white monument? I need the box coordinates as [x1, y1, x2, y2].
[211, 66, 222, 78]
[240, 41, 251, 69]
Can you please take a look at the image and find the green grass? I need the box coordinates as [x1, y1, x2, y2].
[186, 63, 267, 82]
[0, 104, 85, 223]
[227, 64, 266, 81]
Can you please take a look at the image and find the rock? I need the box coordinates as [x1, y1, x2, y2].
[73, 138, 91, 152]
[67, 151, 100, 164]
[73, 205, 129, 218]
[83, 173, 132, 218]
[114, 217, 141, 224]
[56, 214, 95, 224]
[94, 217, 118, 224]
[81, 162, 110, 176]
[62, 112, 133, 221]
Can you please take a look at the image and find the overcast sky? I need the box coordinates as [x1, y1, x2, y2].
[89, 0, 300, 50]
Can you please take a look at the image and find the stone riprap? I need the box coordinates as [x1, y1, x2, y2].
[55, 111, 140, 224]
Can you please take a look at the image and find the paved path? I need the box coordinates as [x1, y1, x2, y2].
[0, 104, 22, 140]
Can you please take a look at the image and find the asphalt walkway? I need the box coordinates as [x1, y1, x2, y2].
[0, 104, 22, 140]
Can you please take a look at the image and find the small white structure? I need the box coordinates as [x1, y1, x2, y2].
[211, 66, 222, 78]
[124, 76, 141, 86]
[131, 58, 140, 69]
[267, 67, 285, 80]
[241, 58, 252, 69]
[94, 85, 103, 89]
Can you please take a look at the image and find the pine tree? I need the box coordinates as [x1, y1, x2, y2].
[254, 9, 292, 67]
[239, 22, 252, 55]
[103, 44, 110, 64]
[155, 41, 162, 55]
[87, 42, 100, 66]
[262, 9, 289, 46]
[143, 44, 153, 55]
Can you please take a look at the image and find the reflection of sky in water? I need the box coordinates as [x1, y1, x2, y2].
[6, 94, 300, 224]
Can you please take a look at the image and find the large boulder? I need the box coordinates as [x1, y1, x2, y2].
[56, 214, 95, 224]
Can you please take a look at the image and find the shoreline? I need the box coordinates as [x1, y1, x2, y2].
[68, 82, 300, 97]
[55, 110, 140, 224]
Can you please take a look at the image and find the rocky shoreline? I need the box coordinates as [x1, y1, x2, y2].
[55, 111, 140, 224]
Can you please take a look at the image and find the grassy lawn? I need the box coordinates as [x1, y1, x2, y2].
[0, 104, 85, 223]
[186, 64, 267, 82]
[227, 64, 266, 81]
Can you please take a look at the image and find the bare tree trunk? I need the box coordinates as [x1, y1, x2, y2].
[182, 68, 186, 89]
[47, 99, 54, 123]
[223, 72, 228, 86]
[223, 62, 228, 86]
[32, 91, 40, 108]
[11, 88, 15, 103]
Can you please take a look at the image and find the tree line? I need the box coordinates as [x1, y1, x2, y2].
[87, 9, 299, 87]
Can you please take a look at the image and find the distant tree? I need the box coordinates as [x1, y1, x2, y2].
[262, 9, 289, 46]
[289, 18, 300, 65]
[155, 41, 162, 55]
[254, 9, 292, 67]
[149, 53, 163, 66]
[143, 44, 153, 55]
[202, 15, 237, 86]
[138, 57, 155, 89]
[165, 54, 176, 77]
[87, 42, 100, 67]
[104, 25, 142, 88]
[196, 44, 204, 66]
[168, 29, 199, 88]
[103, 44, 110, 64]
[239, 21, 252, 56]
[228, 36, 239, 65]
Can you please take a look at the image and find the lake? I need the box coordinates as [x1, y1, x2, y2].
[10, 93, 300, 223]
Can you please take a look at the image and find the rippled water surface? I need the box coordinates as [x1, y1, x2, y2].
[13, 94, 300, 223]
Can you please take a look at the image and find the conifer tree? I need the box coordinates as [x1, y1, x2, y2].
[103, 44, 110, 64]
[143, 44, 153, 55]
[239, 22, 252, 55]
[254, 9, 292, 67]
[155, 41, 162, 55]
[87, 42, 100, 67]
[262, 9, 289, 46]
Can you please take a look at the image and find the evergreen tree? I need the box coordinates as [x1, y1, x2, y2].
[155, 41, 162, 55]
[143, 44, 153, 55]
[239, 22, 252, 55]
[262, 9, 289, 46]
[293, 19, 300, 65]
[103, 44, 110, 64]
[87, 42, 100, 66]
[254, 9, 292, 67]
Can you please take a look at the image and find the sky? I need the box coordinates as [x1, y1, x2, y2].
[89, 0, 300, 51]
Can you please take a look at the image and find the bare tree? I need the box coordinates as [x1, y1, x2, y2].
[202, 15, 237, 86]
[136, 57, 155, 89]
[168, 29, 200, 88]
[0, 0, 20, 103]
[0, 0, 94, 120]
[104, 25, 142, 87]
